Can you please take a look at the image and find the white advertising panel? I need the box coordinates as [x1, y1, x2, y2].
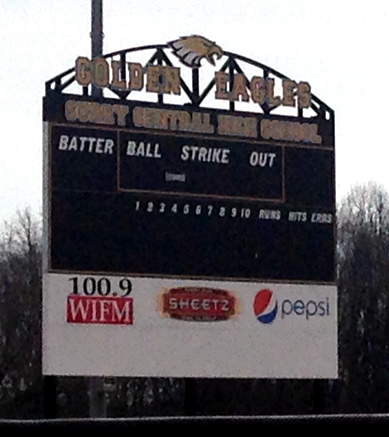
[43, 273, 337, 378]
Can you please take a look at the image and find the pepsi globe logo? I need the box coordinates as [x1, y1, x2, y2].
[253, 289, 278, 324]
[253, 289, 331, 323]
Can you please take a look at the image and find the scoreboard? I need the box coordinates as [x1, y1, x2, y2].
[45, 95, 335, 283]
[42, 38, 337, 379]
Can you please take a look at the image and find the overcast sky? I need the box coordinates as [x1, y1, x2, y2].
[1, 1, 388, 224]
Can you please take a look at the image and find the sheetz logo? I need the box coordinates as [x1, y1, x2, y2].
[253, 289, 330, 324]
[159, 287, 238, 321]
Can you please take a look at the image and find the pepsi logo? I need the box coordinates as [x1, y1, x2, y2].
[253, 289, 278, 324]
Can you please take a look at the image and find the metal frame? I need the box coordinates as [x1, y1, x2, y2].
[45, 44, 333, 121]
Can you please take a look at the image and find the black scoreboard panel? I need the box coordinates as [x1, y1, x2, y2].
[51, 192, 334, 281]
[48, 117, 335, 283]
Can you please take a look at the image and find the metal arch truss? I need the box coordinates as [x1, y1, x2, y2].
[45, 44, 333, 121]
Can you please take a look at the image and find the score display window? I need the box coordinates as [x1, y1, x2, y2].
[118, 132, 284, 202]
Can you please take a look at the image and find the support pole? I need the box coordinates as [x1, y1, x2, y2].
[91, 0, 103, 98]
[184, 378, 198, 416]
[88, 377, 107, 418]
[43, 376, 57, 419]
[88, 2, 106, 417]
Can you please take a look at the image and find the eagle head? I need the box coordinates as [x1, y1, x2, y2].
[168, 35, 223, 68]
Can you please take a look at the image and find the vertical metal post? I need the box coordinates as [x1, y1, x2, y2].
[228, 56, 235, 112]
[184, 378, 198, 415]
[89, 377, 107, 417]
[88, 1, 107, 417]
[192, 68, 200, 105]
[43, 376, 57, 418]
[313, 380, 325, 414]
[91, 0, 103, 98]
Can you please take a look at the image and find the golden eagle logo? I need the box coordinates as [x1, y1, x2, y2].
[168, 35, 223, 68]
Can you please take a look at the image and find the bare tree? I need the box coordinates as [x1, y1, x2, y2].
[0, 209, 42, 418]
[337, 182, 389, 412]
